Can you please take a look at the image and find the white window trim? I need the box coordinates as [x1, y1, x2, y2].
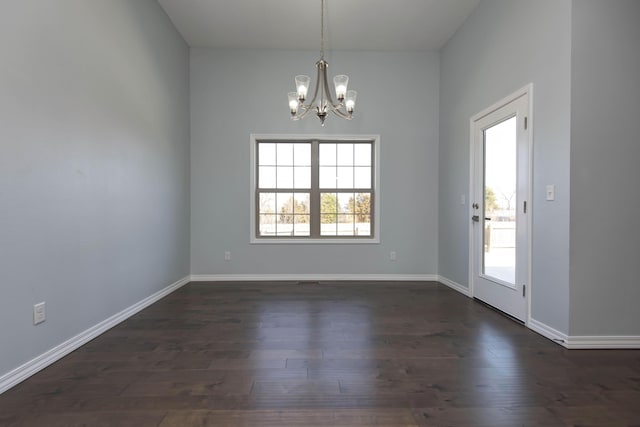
[250, 134, 381, 244]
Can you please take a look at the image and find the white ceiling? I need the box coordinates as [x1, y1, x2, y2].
[157, 0, 480, 51]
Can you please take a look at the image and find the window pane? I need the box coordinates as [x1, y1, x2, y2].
[354, 144, 371, 166]
[277, 143, 294, 165]
[319, 143, 336, 165]
[354, 193, 371, 217]
[277, 166, 294, 188]
[276, 193, 293, 215]
[259, 193, 276, 214]
[259, 166, 276, 188]
[337, 144, 354, 166]
[336, 166, 354, 189]
[294, 143, 311, 166]
[319, 166, 336, 189]
[276, 219, 293, 236]
[294, 193, 310, 214]
[338, 213, 354, 224]
[259, 214, 276, 236]
[355, 216, 371, 236]
[320, 193, 338, 215]
[483, 116, 517, 284]
[337, 214, 355, 235]
[353, 193, 371, 235]
[276, 191, 294, 236]
[342, 192, 355, 214]
[354, 167, 371, 189]
[294, 215, 310, 236]
[294, 166, 311, 189]
[259, 143, 277, 165]
[338, 193, 353, 213]
[320, 216, 337, 236]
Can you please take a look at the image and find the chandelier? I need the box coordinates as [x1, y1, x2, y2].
[288, 0, 358, 125]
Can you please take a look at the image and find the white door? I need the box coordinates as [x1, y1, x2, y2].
[470, 86, 531, 323]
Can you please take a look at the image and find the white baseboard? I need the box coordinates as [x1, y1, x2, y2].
[436, 275, 471, 297]
[0, 275, 190, 395]
[191, 274, 472, 297]
[565, 335, 640, 349]
[190, 274, 439, 282]
[528, 318, 640, 349]
[528, 317, 570, 348]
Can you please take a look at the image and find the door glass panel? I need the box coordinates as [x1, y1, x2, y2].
[483, 116, 516, 285]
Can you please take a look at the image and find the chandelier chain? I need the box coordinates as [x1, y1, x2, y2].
[320, 0, 324, 58]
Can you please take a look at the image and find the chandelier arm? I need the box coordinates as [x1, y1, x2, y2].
[321, 61, 339, 108]
[329, 107, 352, 119]
[304, 61, 324, 108]
[328, 100, 345, 110]
[296, 105, 315, 120]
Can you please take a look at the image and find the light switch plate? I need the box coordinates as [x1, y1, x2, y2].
[546, 185, 555, 201]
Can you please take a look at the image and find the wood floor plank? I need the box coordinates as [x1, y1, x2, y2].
[412, 407, 564, 427]
[159, 409, 419, 427]
[1, 281, 639, 426]
[1, 411, 167, 427]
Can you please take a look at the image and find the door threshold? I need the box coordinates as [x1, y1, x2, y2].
[473, 297, 525, 325]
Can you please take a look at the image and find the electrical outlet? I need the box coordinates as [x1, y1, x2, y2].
[389, 251, 397, 261]
[33, 302, 46, 325]
[224, 251, 231, 261]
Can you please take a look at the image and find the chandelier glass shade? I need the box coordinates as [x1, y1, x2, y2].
[288, 0, 357, 125]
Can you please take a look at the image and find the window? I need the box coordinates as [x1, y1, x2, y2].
[250, 135, 380, 243]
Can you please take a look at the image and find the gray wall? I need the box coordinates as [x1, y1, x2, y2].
[570, 0, 640, 336]
[190, 49, 440, 276]
[438, 0, 572, 333]
[0, 1, 190, 376]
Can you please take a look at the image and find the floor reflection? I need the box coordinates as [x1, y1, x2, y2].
[251, 284, 374, 402]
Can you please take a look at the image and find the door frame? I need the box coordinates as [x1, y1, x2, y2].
[468, 83, 533, 325]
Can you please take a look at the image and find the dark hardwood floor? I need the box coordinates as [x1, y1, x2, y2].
[1, 281, 639, 426]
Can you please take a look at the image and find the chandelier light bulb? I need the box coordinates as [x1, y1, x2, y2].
[333, 75, 349, 101]
[288, 92, 299, 115]
[345, 90, 357, 113]
[295, 75, 310, 101]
